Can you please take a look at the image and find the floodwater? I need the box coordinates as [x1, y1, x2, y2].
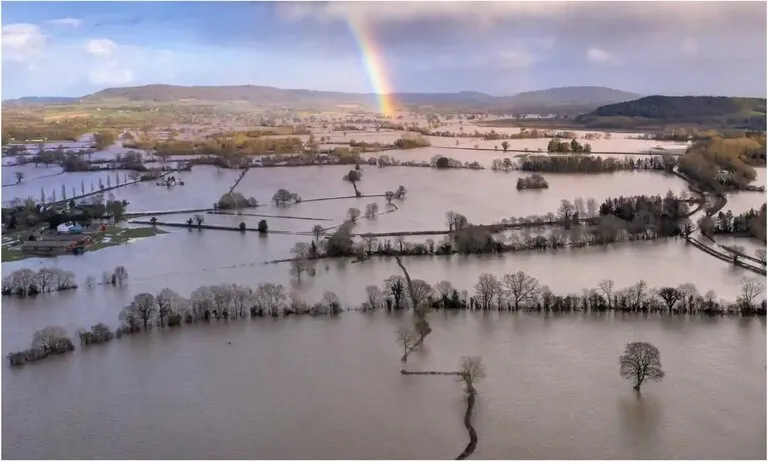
[725, 167, 766, 214]
[2, 139, 765, 460]
[2, 311, 765, 460]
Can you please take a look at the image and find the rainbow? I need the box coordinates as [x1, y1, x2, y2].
[346, 17, 396, 116]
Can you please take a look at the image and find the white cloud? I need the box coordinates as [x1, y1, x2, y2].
[2, 23, 46, 63]
[46, 18, 82, 28]
[682, 38, 699, 55]
[498, 49, 536, 68]
[278, 1, 763, 32]
[89, 61, 135, 85]
[85, 38, 117, 58]
[586, 47, 613, 64]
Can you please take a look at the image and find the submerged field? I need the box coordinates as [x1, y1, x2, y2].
[1, 125, 765, 460]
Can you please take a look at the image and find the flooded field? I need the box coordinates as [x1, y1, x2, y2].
[3, 310, 764, 460]
[1, 129, 764, 461]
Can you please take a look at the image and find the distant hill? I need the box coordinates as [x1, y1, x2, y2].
[577, 96, 767, 130]
[495, 86, 640, 113]
[3, 96, 80, 106]
[4, 84, 640, 114]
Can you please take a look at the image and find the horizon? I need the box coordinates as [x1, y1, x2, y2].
[2, 1, 767, 100]
[4, 82, 768, 102]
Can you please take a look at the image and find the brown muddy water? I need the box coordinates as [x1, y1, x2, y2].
[2, 312, 765, 459]
[1, 160, 765, 459]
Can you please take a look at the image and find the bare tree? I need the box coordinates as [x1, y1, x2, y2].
[627, 280, 648, 310]
[573, 196, 586, 218]
[362, 234, 378, 255]
[133, 293, 157, 330]
[739, 277, 766, 309]
[347, 207, 361, 222]
[598, 279, 615, 308]
[311, 224, 325, 241]
[255, 283, 287, 316]
[396, 328, 418, 362]
[619, 342, 665, 391]
[558, 199, 575, 221]
[231, 284, 252, 319]
[657, 287, 682, 313]
[475, 273, 501, 310]
[156, 288, 181, 327]
[394, 185, 407, 200]
[502, 271, 540, 310]
[113, 266, 128, 286]
[322, 291, 342, 315]
[118, 303, 142, 334]
[384, 275, 406, 309]
[290, 242, 315, 281]
[31, 326, 70, 352]
[365, 285, 383, 309]
[406, 279, 433, 308]
[458, 356, 486, 395]
[446, 211, 456, 231]
[35, 268, 56, 294]
[395, 256, 432, 345]
[434, 280, 455, 303]
[385, 191, 395, 205]
[365, 202, 379, 219]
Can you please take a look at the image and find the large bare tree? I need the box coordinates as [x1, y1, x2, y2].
[739, 277, 765, 309]
[502, 271, 540, 310]
[458, 356, 486, 395]
[619, 342, 665, 391]
[133, 293, 157, 330]
[290, 242, 315, 282]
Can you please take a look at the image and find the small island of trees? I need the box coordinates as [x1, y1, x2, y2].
[516, 173, 549, 190]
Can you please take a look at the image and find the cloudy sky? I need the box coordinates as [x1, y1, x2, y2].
[2, 1, 766, 99]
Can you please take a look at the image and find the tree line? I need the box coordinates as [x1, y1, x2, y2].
[7, 272, 763, 367]
[300, 192, 691, 261]
[516, 173, 549, 190]
[519, 154, 677, 173]
[1, 267, 78, 297]
[547, 138, 592, 153]
[704, 205, 767, 242]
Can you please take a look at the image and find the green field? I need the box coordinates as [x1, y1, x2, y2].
[1, 226, 166, 263]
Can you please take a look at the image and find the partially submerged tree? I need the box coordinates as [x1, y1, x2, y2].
[396, 328, 418, 362]
[364, 285, 383, 310]
[347, 207, 361, 222]
[458, 356, 486, 395]
[385, 191, 395, 205]
[344, 169, 363, 196]
[502, 271, 540, 310]
[619, 341, 665, 391]
[133, 293, 158, 330]
[384, 275, 406, 310]
[311, 224, 325, 241]
[113, 266, 128, 286]
[272, 188, 301, 207]
[738, 277, 765, 311]
[290, 242, 315, 282]
[657, 287, 683, 313]
[365, 202, 379, 219]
